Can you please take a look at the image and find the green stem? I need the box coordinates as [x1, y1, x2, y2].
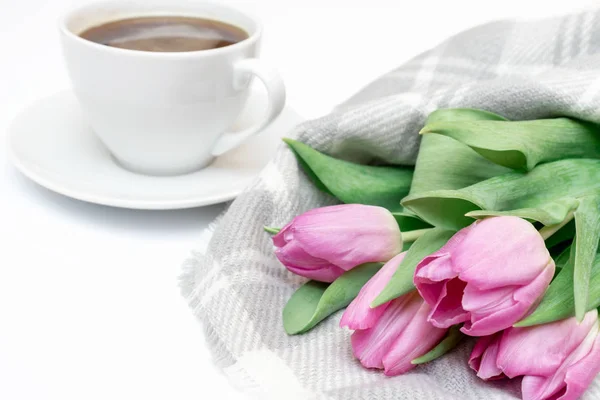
[539, 211, 575, 240]
[402, 228, 434, 243]
[264, 226, 282, 234]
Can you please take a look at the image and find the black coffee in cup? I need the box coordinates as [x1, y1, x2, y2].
[79, 16, 249, 52]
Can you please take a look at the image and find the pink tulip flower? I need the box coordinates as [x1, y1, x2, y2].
[469, 310, 600, 400]
[414, 216, 554, 336]
[341, 252, 448, 375]
[273, 204, 403, 282]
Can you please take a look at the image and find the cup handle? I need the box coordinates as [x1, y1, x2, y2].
[210, 59, 286, 156]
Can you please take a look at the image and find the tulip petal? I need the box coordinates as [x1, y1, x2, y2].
[382, 301, 447, 376]
[340, 252, 406, 330]
[273, 204, 404, 282]
[413, 225, 473, 325]
[285, 263, 346, 283]
[462, 264, 554, 336]
[429, 278, 469, 328]
[469, 334, 505, 380]
[461, 285, 522, 336]
[412, 224, 472, 302]
[414, 248, 471, 329]
[512, 260, 555, 307]
[414, 253, 457, 306]
[272, 221, 293, 247]
[415, 253, 457, 284]
[293, 205, 403, 270]
[415, 217, 554, 336]
[497, 312, 597, 378]
[517, 251, 600, 327]
[462, 284, 517, 314]
[275, 239, 334, 269]
[556, 326, 600, 400]
[462, 299, 525, 337]
[351, 293, 421, 369]
[454, 217, 551, 290]
[276, 236, 346, 282]
[520, 317, 600, 400]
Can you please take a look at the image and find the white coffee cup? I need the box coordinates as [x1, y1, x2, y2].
[60, 1, 285, 176]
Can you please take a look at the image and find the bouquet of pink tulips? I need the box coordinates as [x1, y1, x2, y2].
[266, 108, 600, 400]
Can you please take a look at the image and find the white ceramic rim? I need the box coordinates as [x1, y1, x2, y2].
[58, 0, 263, 58]
[8, 150, 242, 210]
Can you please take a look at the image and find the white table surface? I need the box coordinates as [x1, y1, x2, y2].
[1, 0, 597, 399]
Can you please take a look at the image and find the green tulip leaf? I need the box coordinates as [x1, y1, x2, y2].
[421, 118, 600, 171]
[392, 211, 432, 232]
[545, 220, 576, 250]
[411, 325, 465, 365]
[372, 228, 456, 307]
[282, 262, 382, 335]
[515, 244, 600, 327]
[466, 198, 580, 226]
[283, 138, 413, 212]
[409, 108, 511, 197]
[427, 108, 508, 123]
[553, 244, 573, 269]
[573, 195, 600, 321]
[403, 159, 600, 230]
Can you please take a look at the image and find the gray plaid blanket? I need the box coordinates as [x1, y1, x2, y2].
[181, 10, 600, 399]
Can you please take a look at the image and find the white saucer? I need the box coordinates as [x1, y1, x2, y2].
[8, 87, 303, 209]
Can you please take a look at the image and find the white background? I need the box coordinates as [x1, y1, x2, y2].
[0, 0, 598, 399]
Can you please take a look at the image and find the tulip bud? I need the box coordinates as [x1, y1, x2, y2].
[414, 216, 555, 336]
[341, 252, 447, 375]
[273, 204, 403, 282]
[469, 310, 600, 400]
